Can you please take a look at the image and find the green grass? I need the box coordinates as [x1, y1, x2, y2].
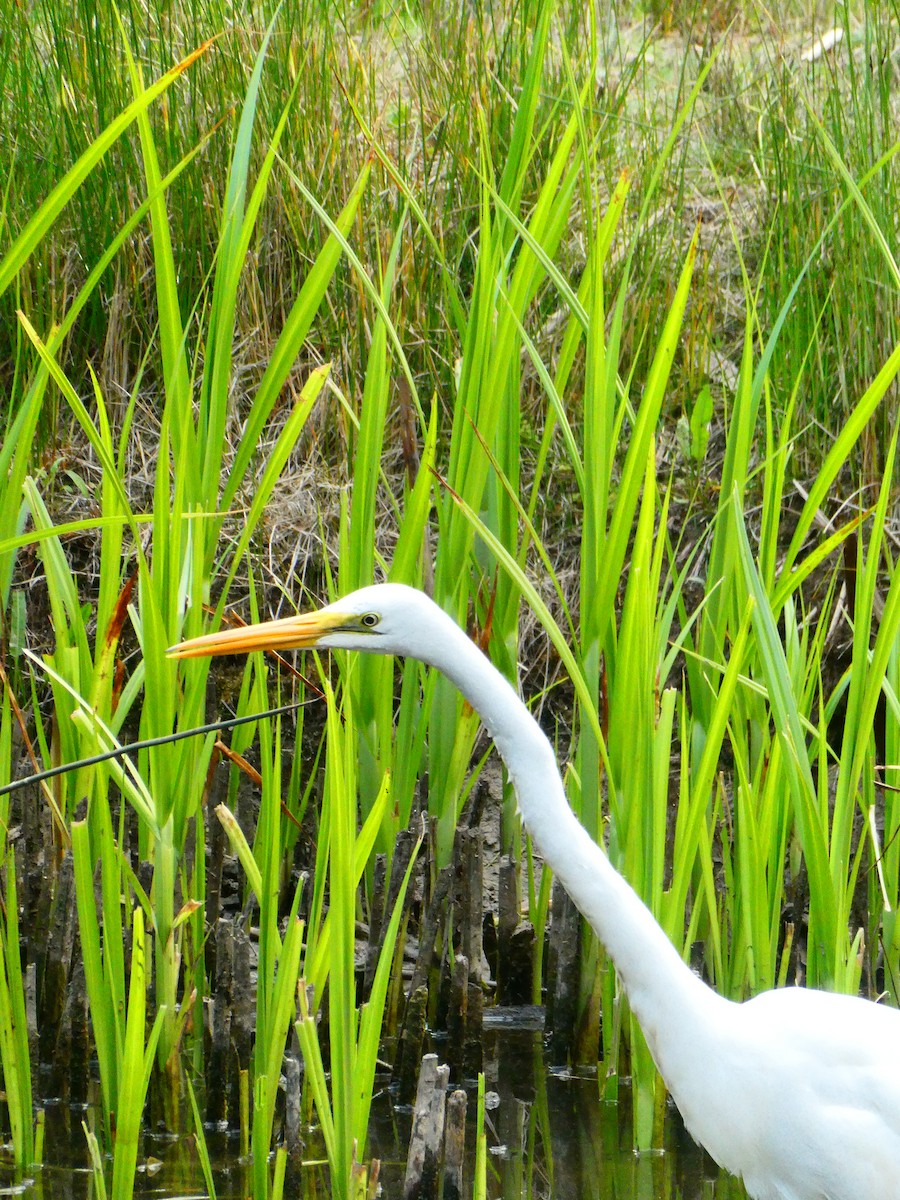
[1, 0, 900, 1188]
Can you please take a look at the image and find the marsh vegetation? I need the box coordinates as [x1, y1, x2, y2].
[1, 1, 899, 1197]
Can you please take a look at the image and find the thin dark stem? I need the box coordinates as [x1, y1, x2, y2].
[0, 700, 310, 797]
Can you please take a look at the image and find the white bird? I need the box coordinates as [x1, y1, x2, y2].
[170, 582, 900, 1199]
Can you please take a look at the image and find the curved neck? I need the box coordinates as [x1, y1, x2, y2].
[426, 616, 726, 1061]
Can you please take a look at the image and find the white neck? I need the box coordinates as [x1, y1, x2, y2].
[425, 613, 729, 1077]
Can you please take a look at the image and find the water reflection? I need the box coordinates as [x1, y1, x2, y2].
[371, 1026, 745, 1199]
[10, 1030, 745, 1199]
[475, 1027, 744, 1200]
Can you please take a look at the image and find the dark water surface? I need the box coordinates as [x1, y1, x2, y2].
[6, 1029, 745, 1200]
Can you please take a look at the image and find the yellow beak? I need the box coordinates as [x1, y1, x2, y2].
[167, 609, 347, 659]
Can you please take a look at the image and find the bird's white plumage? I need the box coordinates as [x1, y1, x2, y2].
[173, 583, 900, 1198]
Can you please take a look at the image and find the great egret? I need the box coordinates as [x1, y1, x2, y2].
[170, 583, 900, 1199]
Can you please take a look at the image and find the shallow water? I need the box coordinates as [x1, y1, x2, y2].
[7, 1029, 746, 1200]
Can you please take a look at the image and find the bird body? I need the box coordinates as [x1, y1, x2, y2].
[170, 583, 900, 1199]
[670, 987, 900, 1198]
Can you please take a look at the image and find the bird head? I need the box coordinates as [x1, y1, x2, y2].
[167, 583, 445, 663]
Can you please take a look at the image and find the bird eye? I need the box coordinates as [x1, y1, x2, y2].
[360, 613, 380, 628]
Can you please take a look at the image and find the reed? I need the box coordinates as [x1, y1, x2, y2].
[2, 0, 900, 1184]
[294, 679, 421, 1200]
